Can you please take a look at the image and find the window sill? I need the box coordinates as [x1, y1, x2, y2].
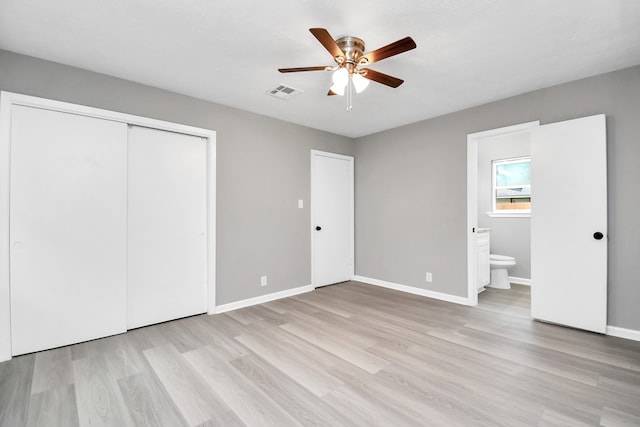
[486, 211, 530, 218]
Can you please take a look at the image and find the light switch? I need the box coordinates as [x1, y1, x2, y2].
[298, 199, 304, 209]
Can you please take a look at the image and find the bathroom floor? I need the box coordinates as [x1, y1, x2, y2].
[478, 283, 531, 319]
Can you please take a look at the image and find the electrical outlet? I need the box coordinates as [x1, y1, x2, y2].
[260, 275, 268, 287]
[426, 272, 433, 282]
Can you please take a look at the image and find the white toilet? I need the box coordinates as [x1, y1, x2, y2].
[489, 254, 516, 289]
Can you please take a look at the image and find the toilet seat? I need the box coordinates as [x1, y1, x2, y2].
[490, 254, 516, 267]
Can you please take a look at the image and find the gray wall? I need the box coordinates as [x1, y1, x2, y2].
[355, 65, 640, 331]
[477, 132, 531, 279]
[3, 48, 639, 331]
[0, 49, 354, 305]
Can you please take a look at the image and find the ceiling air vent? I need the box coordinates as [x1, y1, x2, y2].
[267, 84, 303, 100]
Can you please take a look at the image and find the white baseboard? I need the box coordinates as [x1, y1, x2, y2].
[353, 275, 469, 306]
[509, 276, 531, 286]
[214, 284, 314, 314]
[606, 326, 640, 342]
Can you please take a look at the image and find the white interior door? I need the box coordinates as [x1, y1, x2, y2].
[311, 151, 354, 287]
[531, 114, 607, 333]
[10, 105, 128, 355]
[127, 126, 207, 329]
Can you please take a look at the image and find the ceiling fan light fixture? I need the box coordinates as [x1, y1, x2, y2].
[331, 67, 349, 96]
[352, 73, 370, 93]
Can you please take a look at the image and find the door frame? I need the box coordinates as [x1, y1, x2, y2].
[310, 150, 354, 287]
[0, 91, 217, 361]
[466, 121, 539, 306]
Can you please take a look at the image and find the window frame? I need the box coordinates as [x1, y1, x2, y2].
[489, 156, 531, 217]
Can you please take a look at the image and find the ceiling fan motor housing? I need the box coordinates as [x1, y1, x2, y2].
[336, 36, 366, 72]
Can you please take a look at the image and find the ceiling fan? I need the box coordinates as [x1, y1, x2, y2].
[278, 28, 416, 107]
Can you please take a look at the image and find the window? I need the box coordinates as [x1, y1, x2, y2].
[492, 156, 530, 214]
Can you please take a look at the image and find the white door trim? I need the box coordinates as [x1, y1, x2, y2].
[310, 150, 354, 287]
[466, 121, 539, 306]
[0, 91, 216, 361]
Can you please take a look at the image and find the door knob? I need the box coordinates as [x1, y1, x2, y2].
[593, 232, 604, 240]
[315, 226, 322, 231]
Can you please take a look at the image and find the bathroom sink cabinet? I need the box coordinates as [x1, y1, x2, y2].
[476, 230, 491, 290]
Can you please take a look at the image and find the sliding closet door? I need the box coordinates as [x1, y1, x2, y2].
[127, 126, 207, 329]
[10, 105, 128, 355]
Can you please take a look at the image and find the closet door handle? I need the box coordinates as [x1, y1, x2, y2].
[593, 232, 604, 240]
[316, 226, 322, 231]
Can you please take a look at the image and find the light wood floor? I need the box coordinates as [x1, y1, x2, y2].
[1, 281, 639, 426]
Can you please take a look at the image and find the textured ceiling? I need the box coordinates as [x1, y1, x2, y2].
[1, 0, 639, 138]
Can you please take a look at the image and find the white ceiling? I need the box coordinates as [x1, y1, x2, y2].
[1, 0, 639, 138]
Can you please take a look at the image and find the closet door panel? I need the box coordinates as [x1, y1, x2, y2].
[127, 126, 207, 329]
[10, 105, 128, 355]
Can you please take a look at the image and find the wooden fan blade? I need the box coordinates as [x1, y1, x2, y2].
[278, 66, 330, 73]
[310, 28, 345, 60]
[327, 89, 337, 96]
[360, 37, 416, 65]
[361, 68, 404, 88]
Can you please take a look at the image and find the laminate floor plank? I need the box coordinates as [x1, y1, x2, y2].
[465, 320, 640, 372]
[265, 295, 323, 315]
[599, 406, 640, 427]
[1, 281, 639, 427]
[291, 291, 354, 318]
[538, 408, 596, 427]
[418, 329, 638, 419]
[200, 312, 249, 338]
[117, 371, 188, 427]
[70, 333, 150, 381]
[230, 353, 351, 427]
[26, 385, 79, 427]
[178, 316, 251, 362]
[30, 347, 74, 395]
[72, 355, 135, 427]
[279, 320, 388, 374]
[234, 329, 344, 397]
[369, 342, 544, 426]
[102, 334, 150, 380]
[477, 285, 531, 319]
[335, 281, 458, 317]
[184, 346, 302, 427]
[0, 354, 35, 427]
[158, 320, 208, 354]
[260, 299, 293, 314]
[243, 304, 292, 325]
[194, 412, 246, 427]
[142, 344, 230, 426]
[322, 383, 426, 427]
[311, 309, 428, 351]
[250, 320, 375, 385]
[372, 364, 533, 427]
[598, 373, 640, 399]
[285, 309, 379, 349]
[224, 307, 264, 325]
[428, 326, 601, 386]
[122, 325, 170, 354]
[330, 284, 465, 331]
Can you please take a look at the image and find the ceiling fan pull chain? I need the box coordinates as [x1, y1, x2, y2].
[347, 76, 353, 111]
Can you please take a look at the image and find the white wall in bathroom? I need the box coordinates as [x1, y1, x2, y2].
[477, 132, 531, 280]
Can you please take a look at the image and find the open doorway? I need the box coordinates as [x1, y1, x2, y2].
[467, 116, 608, 333]
[466, 121, 539, 308]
